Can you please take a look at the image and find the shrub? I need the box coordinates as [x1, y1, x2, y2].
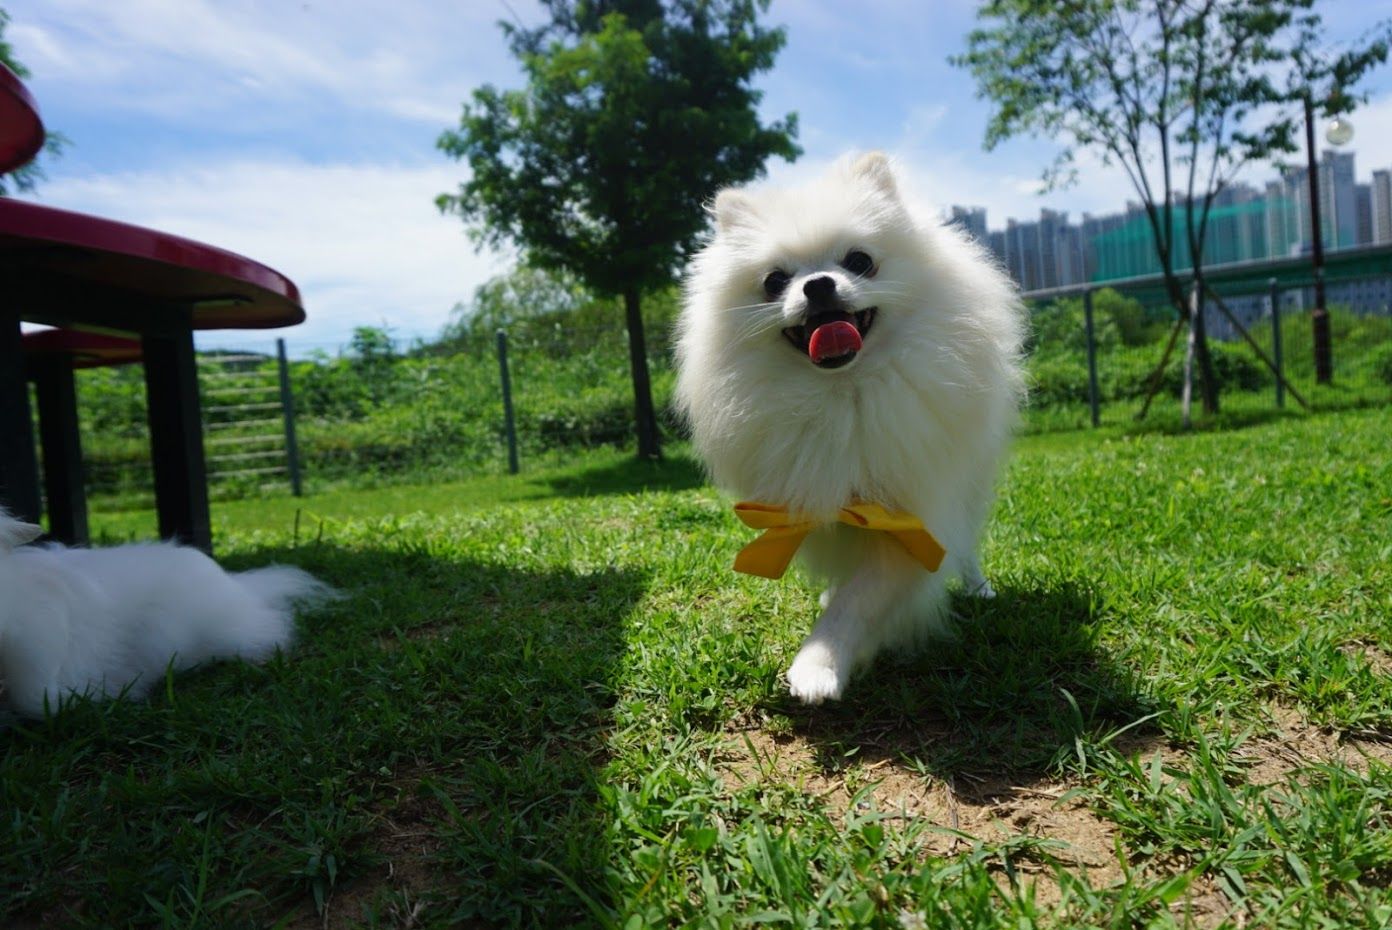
[1027, 338, 1269, 408]
[1027, 287, 1163, 355]
[1371, 343, 1392, 385]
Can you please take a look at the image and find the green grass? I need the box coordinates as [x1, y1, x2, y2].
[4, 407, 1392, 928]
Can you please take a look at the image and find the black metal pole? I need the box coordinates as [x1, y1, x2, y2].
[142, 318, 212, 553]
[496, 329, 519, 475]
[1269, 278, 1284, 410]
[0, 312, 42, 525]
[1082, 287, 1101, 427]
[33, 356, 88, 545]
[1304, 92, 1333, 384]
[276, 338, 302, 497]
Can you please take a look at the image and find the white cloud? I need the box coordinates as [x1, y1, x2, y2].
[20, 159, 510, 353]
[899, 104, 949, 146]
[8, 0, 539, 126]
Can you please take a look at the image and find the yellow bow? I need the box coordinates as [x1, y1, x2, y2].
[731, 501, 946, 579]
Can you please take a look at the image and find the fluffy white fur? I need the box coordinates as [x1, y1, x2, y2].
[675, 152, 1026, 704]
[0, 510, 332, 719]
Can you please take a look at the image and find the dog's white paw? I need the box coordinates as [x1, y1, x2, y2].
[969, 578, 996, 599]
[786, 644, 847, 705]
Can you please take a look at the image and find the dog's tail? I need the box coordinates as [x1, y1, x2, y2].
[233, 565, 338, 614]
[0, 508, 43, 554]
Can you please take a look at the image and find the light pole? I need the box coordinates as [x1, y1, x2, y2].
[1303, 93, 1353, 385]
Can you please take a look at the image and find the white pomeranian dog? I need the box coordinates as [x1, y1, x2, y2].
[0, 510, 332, 719]
[676, 152, 1025, 704]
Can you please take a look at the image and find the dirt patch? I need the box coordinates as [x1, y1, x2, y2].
[1166, 873, 1234, 930]
[1340, 640, 1392, 677]
[716, 703, 1392, 924]
[716, 729, 1126, 902]
[283, 768, 446, 930]
[1237, 704, 1392, 785]
[374, 627, 450, 651]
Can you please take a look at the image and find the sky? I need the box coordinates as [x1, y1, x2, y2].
[7, 0, 1392, 353]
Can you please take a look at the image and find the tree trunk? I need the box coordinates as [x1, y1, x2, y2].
[1191, 275, 1219, 415]
[1135, 268, 1193, 420]
[622, 287, 662, 460]
[1181, 309, 1195, 430]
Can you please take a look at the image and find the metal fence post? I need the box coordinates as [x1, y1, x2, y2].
[496, 329, 519, 475]
[1268, 278, 1284, 411]
[276, 338, 303, 496]
[1082, 287, 1101, 427]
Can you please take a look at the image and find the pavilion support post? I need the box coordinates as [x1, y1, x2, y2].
[142, 317, 212, 553]
[0, 313, 42, 525]
[32, 355, 89, 545]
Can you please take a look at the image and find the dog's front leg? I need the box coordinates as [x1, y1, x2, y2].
[961, 554, 996, 598]
[786, 561, 918, 705]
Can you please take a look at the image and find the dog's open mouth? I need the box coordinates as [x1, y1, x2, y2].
[782, 308, 877, 369]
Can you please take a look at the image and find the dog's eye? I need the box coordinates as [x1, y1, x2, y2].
[841, 250, 875, 277]
[763, 270, 791, 300]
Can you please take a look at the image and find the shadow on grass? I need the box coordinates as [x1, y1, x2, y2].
[0, 541, 646, 929]
[539, 449, 707, 499]
[776, 580, 1165, 786]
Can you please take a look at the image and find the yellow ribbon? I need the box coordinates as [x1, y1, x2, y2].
[732, 501, 946, 579]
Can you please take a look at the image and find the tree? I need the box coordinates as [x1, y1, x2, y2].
[0, 8, 65, 196]
[437, 0, 799, 459]
[954, 0, 1390, 419]
[438, 264, 593, 350]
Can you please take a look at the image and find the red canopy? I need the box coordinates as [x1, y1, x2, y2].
[0, 199, 305, 330]
[23, 328, 143, 368]
[0, 62, 44, 174]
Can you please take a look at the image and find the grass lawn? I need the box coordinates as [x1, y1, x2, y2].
[3, 406, 1392, 928]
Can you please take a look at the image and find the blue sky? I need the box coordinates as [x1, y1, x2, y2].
[8, 0, 1392, 352]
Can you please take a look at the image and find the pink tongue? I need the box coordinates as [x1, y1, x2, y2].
[808, 320, 862, 363]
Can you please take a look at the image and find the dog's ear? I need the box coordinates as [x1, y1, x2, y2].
[711, 188, 760, 233]
[851, 151, 898, 196]
[0, 511, 43, 552]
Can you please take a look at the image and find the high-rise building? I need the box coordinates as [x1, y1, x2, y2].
[1085, 202, 1155, 280]
[986, 230, 1007, 269]
[1328, 150, 1359, 249]
[1299, 149, 1359, 250]
[1057, 222, 1086, 286]
[1003, 218, 1041, 291]
[1080, 210, 1135, 280]
[982, 149, 1386, 294]
[995, 210, 1089, 290]
[1356, 183, 1374, 246]
[947, 206, 988, 243]
[1202, 184, 1265, 264]
[1265, 175, 1301, 258]
[1037, 209, 1066, 289]
[1371, 169, 1392, 244]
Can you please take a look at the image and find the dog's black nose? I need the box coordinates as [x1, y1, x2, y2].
[803, 276, 836, 304]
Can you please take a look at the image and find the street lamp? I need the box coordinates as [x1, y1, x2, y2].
[1326, 116, 1355, 146]
[1303, 94, 1353, 385]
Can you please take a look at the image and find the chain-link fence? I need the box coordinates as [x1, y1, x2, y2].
[1021, 276, 1392, 431]
[73, 338, 300, 510]
[68, 320, 676, 504]
[64, 277, 1391, 505]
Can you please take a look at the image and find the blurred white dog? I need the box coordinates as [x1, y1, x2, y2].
[676, 153, 1025, 704]
[0, 510, 332, 719]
